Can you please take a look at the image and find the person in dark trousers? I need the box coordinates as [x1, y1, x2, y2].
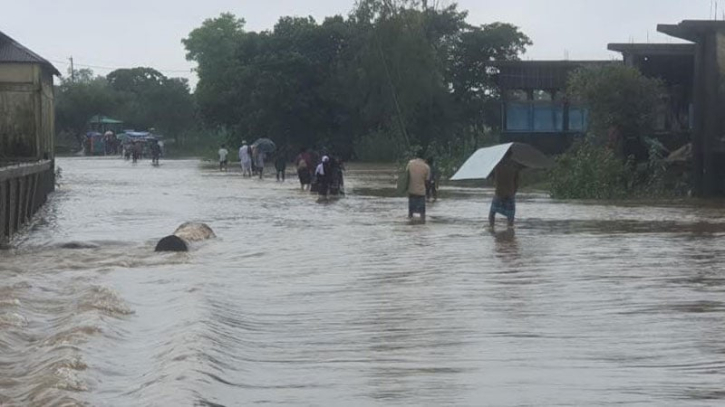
[489, 150, 520, 230]
[315, 156, 332, 199]
[295, 148, 312, 190]
[425, 157, 438, 202]
[150, 140, 162, 165]
[132, 141, 143, 163]
[275, 149, 287, 181]
[218, 144, 229, 172]
[329, 157, 345, 196]
[405, 154, 431, 222]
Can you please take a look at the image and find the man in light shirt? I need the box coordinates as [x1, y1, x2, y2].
[405, 153, 431, 223]
[218, 144, 229, 172]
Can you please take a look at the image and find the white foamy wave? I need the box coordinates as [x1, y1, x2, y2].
[0, 298, 21, 307]
[78, 286, 134, 316]
[54, 367, 88, 392]
[0, 312, 28, 327]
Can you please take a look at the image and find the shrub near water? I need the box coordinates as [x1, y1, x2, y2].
[549, 141, 631, 199]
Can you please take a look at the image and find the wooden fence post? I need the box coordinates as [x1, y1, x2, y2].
[0, 180, 7, 244]
[8, 178, 18, 236]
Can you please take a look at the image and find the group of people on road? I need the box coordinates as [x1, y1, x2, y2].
[238, 142, 267, 178]
[218, 144, 345, 199]
[123, 139, 162, 165]
[291, 148, 345, 199]
[216, 142, 268, 178]
[219, 141, 521, 227]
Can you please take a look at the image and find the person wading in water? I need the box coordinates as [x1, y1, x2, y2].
[405, 153, 431, 223]
[218, 144, 229, 172]
[489, 150, 520, 230]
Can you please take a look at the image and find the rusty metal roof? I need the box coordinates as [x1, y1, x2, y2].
[0, 30, 60, 76]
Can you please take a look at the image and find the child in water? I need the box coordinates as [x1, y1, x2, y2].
[218, 144, 229, 172]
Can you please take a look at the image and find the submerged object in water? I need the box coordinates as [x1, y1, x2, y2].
[59, 241, 102, 249]
[155, 222, 216, 252]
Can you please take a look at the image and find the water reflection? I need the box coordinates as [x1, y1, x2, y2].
[492, 228, 520, 265]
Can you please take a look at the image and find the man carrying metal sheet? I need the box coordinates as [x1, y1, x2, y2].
[489, 150, 520, 229]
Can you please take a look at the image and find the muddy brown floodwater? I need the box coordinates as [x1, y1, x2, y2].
[2, 157, 725, 406]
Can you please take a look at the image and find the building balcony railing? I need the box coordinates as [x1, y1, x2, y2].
[504, 101, 589, 134]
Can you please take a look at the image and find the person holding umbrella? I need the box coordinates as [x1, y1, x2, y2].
[254, 148, 265, 179]
[251, 138, 276, 179]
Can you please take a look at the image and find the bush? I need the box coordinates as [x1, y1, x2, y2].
[549, 139, 632, 199]
[548, 137, 687, 200]
[567, 65, 665, 156]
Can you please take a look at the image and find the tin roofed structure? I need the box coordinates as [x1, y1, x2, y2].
[0, 30, 60, 162]
[0, 30, 59, 244]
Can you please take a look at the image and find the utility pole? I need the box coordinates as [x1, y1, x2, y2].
[69, 56, 75, 82]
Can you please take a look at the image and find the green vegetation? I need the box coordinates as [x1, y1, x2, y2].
[548, 65, 679, 199]
[566, 64, 665, 157]
[182, 1, 531, 159]
[55, 67, 197, 154]
[548, 137, 686, 199]
[55, 1, 531, 160]
[549, 139, 632, 199]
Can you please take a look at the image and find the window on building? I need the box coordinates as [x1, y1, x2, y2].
[506, 102, 530, 131]
[569, 106, 589, 132]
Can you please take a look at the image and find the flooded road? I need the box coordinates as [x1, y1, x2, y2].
[2, 157, 725, 406]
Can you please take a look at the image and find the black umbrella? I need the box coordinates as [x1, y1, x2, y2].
[252, 138, 276, 154]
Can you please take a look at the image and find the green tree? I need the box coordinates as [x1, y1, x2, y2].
[55, 68, 119, 143]
[55, 67, 196, 146]
[567, 65, 665, 157]
[448, 23, 532, 133]
[106, 67, 197, 140]
[183, 4, 531, 160]
[183, 13, 246, 128]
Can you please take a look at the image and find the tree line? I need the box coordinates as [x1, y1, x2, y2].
[184, 0, 530, 159]
[55, 67, 197, 147]
[56, 0, 531, 160]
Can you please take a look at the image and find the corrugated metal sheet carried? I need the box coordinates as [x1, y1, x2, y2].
[0, 30, 60, 75]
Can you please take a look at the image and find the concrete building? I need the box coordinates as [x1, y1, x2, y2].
[495, 20, 725, 197]
[495, 60, 611, 154]
[658, 21, 725, 197]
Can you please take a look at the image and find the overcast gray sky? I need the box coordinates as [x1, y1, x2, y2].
[0, 0, 716, 87]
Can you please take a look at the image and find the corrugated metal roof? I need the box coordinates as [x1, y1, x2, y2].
[494, 60, 616, 90]
[0, 30, 60, 76]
